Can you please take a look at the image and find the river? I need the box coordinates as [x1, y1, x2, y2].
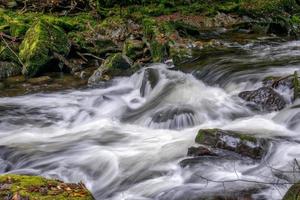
[1, 38, 300, 200]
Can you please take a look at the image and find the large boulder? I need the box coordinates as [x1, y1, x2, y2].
[195, 129, 268, 159]
[19, 20, 70, 77]
[88, 53, 133, 84]
[0, 174, 94, 199]
[238, 87, 286, 112]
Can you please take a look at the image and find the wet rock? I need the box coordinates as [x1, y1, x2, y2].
[0, 62, 21, 80]
[187, 146, 217, 157]
[267, 21, 289, 36]
[27, 76, 52, 85]
[283, 182, 300, 200]
[140, 67, 160, 97]
[19, 19, 70, 77]
[0, 174, 94, 200]
[88, 53, 133, 84]
[123, 38, 145, 61]
[262, 76, 293, 89]
[149, 106, 195, 129]
[238, 87, 286, 112]
[195, 129, 268, 159]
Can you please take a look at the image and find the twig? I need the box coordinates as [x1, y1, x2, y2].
[76, 51, 89, 62]
[0, 33, 24, 68]
[271, 74, 294, 88]
[79, 53, 105, 61]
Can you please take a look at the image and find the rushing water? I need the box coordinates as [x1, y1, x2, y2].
[1, 39, 300, 200]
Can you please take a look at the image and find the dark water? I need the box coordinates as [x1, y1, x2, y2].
[1, 38, 300, 200]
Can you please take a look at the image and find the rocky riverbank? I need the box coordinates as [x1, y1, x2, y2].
[0, 0, 300, 96]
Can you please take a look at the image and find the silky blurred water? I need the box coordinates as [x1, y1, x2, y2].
[1, 40, 300, 200]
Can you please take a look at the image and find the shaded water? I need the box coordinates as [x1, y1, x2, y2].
[1, 38, 300, 199]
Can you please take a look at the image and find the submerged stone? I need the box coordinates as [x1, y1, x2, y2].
[0, 174, 94, 200]
[195, 129, 268, 159]
[19, 20, 70, 77]
[238, 87, 286, 112]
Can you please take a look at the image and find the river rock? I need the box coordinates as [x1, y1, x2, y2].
[187, 146, 217, 157]
[238, 87, 286, 112]
[283, 182, 300, 200]
[149, 106, 196, 129]
[140, 67, 160, 97]
[88, 53, 133, 84]
[0, 174, 94, 200]
[0, 62, 21, 80]
[195, 129, 268, 159]
[19, 19, 70, 77]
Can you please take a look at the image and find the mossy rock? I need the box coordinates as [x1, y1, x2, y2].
[19, 19, 70, 77]
[0, 43, 19, 63]
[0, 174, 94, 200]
[283, 182, 300, 200]
[88, 53, 133, 84]
[0, 61, 21, 80]
[293, 71, 300, 100]
[123, 38, 145, 60]
[0, 11, 30, 38]
[195, 129, 268, 159]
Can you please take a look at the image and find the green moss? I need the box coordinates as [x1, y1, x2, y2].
[142, 18, 159, 39]
[104, 53, 132, 70]
[123, 39, 145, 60]
[0, 174, 94, 200]
[195, 129, 218, 144]
[293, 71, 300, 100]
[0, 43, 19, 63]
[0, 62, 21, 80]
[195, 129, 258, 144]
[217, 2, 239, 13]
[150, 40, 169, 62]
[283, 182, 300, 200]
[239, 0, 299, 16]
[19, 19, 70, 77]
